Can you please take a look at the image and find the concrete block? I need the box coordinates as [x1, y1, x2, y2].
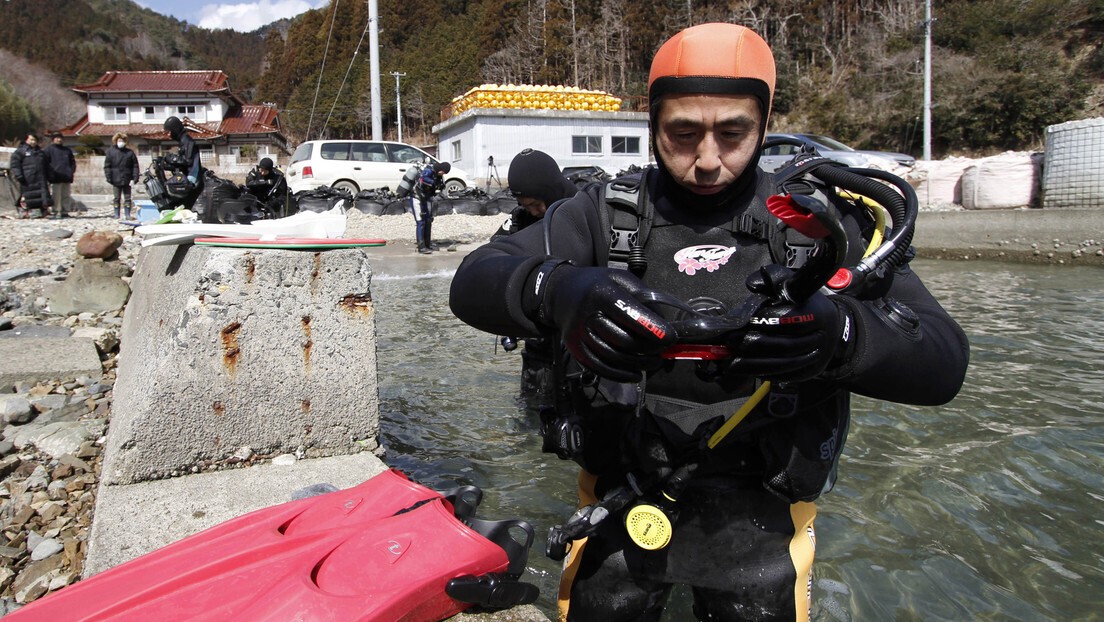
[103, 244, 381, 485]
[0, 338, 103, 392]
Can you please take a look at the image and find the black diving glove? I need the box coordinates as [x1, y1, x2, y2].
[724, 269, 853, 383]
[524, 262, 675, 382]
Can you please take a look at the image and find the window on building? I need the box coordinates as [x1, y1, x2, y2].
[612, 136, 641, 154]
[572, 135, 602, 154]
[177, 105, 197, 116]
[104, 105, 128, 122]
[451, 140, 462, 161]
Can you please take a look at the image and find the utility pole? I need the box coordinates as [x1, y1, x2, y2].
[923, 0, 933, 161]
[368, 0, 382, 140]
[390, 72, 406, 142]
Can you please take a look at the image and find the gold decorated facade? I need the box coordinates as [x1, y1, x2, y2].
[449, 84, 622, 116]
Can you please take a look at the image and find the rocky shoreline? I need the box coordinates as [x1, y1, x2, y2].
[0, 196, 1099, 614]
[0, 199, 509, 613]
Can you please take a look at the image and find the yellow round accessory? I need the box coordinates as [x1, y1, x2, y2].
[624, 504, 673, 550]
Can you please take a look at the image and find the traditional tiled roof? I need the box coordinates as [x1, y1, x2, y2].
[220, 104, 281, 134]
[72, 71, 232, 95]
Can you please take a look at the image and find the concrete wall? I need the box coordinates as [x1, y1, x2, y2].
[103, 244, 382, 485]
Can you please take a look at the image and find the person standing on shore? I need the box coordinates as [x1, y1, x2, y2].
[44, 132, 76, 218]
[450, 22, 968, 621]
[412, 161, 450, 254]
[104, 133, 139, 220]
[10, 132, 53, 219]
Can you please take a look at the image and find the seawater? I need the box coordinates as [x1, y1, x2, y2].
[370, 259, 1104, 621]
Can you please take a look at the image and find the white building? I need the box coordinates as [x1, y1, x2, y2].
[60, 70, 290, 160]
[433, 108, 652, 187]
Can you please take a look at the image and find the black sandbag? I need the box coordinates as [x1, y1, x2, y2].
[353, 199, 386, 215]
[197, 171, 241, 223]
[433, 197, 456, 215]
[382, 199, 409, 215]
[449, 198, 485, 215]
[294, 187, 351, 213]
[217, 195, 267, 224]
[354, 188, 395, 215]
[482, 190, 518, 217]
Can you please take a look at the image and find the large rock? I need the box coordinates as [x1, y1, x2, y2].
[47, 259, 132, 315]
[102, 244, 382, 485]
[75, 231, 123, 259]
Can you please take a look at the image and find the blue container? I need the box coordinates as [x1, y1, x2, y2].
[135, 200, 159, 224]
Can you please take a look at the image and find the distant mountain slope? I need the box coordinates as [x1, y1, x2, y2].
[0, 0, 267, 94]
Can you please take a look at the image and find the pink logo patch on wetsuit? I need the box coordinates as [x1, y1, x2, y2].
[674, 245, 737, 275]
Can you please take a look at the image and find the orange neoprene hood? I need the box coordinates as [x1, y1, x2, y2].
[648, 23, 776, 119]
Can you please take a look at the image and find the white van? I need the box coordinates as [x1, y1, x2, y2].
[286, 140, 476, 195]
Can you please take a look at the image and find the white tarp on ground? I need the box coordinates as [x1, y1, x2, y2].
[1043, 117, 1104, 209]
[960, 152, 1037, 210]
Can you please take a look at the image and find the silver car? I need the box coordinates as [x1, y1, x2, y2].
[759, 133, 916, 173]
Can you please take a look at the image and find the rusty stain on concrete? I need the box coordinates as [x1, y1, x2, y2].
[221, 321, 242, 377]
[301, 316, 312, 371]
[338, 293, 373, 318]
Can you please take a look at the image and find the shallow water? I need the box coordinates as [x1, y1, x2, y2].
[370, 260, 1104, 621]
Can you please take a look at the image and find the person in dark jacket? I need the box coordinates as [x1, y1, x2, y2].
[450, 23, 969, 621]
[104, 133, 140, 220]
[412, 161, 450, 254]
[162, 116, 204, 210]
[491, 148, 579, 240]
[44, 132, 77, 218]
[10, 133, 53, 218]
[245, 157, 290, 216]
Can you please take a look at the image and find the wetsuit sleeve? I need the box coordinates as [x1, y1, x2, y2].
[449, 191, 604, 337]
[830, 265, 969, 405]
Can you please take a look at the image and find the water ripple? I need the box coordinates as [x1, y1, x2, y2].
[371, 260, 1104, 621]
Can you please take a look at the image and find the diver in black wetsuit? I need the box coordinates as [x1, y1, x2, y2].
[162, 116, 204, 210]
[491, 149, 580, 404]
[450, 22, 968, 622]
[492, 149, 579, 240]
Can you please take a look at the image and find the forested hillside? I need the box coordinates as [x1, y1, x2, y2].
[2, 0, 1101, 158]
[259, 0, 1102, 156]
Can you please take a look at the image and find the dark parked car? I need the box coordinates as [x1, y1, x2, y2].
[759, 133, 916, 173]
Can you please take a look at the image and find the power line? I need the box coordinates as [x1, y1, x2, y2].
[306, 0, 341, 140]
[320, 15, 372, 137]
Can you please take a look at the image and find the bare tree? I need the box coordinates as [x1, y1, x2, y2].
[0, 50, 85, 130]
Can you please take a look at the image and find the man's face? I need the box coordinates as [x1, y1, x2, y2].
[52, 137, 63, 146]
[654, 93, 762, 196]
[26, 135, 37, 147]
[517, 197, 547, 218]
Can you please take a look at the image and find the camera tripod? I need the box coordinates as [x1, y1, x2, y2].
[485, 156, 502, 193]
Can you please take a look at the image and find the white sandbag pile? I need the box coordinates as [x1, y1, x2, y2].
[906, 157, 976, 210]
[960, 152, 1037, 210]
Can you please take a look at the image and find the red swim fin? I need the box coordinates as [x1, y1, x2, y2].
[9, 469, 537, 622]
